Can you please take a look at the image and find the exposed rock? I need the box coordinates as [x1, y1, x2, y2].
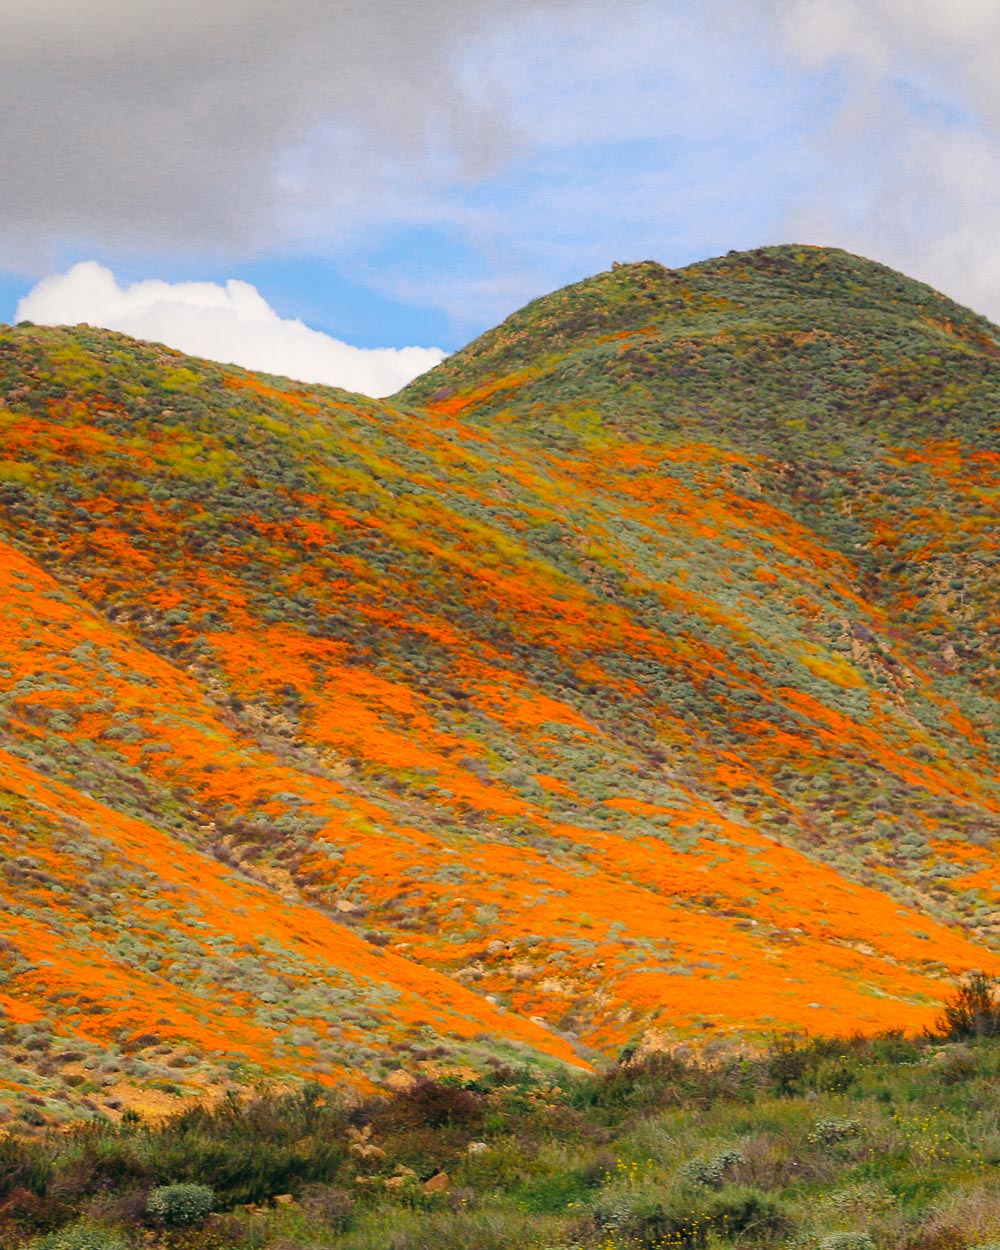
[384, 1069, 416, 1092]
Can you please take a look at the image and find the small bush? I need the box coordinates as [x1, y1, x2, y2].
[1, 1185, 67, 1234]
[605, 1184, 792, 1248]
[35, 1223, 129, 1250]
[708, 1185, 793, 1240]
[767, 1036, 808, 1094]
[811, 1058, 859, 1094]
[298, 1184, 353, 1230]
[808, 1118, 863, 1150]
[592, 1187, 663, 1234]
[936, 973, 1000, 1040]
[818, 1235, 876, 1250]
[938, 1044, 977, 1085]
[679, 1149, 744, 1188]
[146, 1182, 214, 1226]
[379, 1079, 483, 1130]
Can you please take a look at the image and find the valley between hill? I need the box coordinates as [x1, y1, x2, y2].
[0, 244, 997, 1127]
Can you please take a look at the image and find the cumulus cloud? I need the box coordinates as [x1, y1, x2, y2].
[16, 263, 444, 397]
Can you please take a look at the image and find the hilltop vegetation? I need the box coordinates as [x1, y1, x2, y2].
[0, 245, 997, 1130]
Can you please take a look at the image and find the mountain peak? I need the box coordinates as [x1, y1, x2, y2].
[399, 243, 999, 428]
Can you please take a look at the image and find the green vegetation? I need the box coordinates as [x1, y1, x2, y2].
[4, 1004, 1000, 1249]
[146, 1184, 215, 1227]
[935, 972, 1000, 1041]
[0, 246, 998, 1134]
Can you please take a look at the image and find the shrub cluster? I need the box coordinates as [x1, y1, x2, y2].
[0, 992, 995, 1250]
[145, 1183, 214, 1226]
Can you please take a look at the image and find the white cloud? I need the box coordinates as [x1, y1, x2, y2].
[346, 0, 1000, 329]
[16, 262, 444, 398]
[767, 0, 1000, 321]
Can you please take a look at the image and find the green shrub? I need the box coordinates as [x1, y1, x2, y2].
[35, 1223, 129, 1250]
[511, 1165, 591, 1213]
[678, 1149, 744, 1188]
[808, 1118, 862, 1150]
[605, 1183, 792, 1248]
[767, 1036, 808, 1094]
[146, 1182, 214, 1226]
[817, 1235, 876, 1250]
[592, 1186, 664, 1235]
[707, 1185, 793, 1240]
[936, 972, 1000, 1040]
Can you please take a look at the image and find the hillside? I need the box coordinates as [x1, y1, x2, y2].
[0, 244, 998, 1126]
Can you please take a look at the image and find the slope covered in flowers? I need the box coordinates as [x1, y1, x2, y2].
[0, 244, 997, 1123]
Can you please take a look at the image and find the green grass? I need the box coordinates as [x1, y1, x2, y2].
[7, 1016, 1000, 1249]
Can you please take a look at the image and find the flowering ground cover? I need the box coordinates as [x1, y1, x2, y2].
[0, 245, 997, 1125]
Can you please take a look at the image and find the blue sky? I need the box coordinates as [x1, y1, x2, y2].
[4, 0, 999, 394]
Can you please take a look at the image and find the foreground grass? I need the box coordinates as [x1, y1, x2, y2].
[6, 1015, 1000, 1250]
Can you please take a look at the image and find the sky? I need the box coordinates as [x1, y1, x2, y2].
[3, 0, 1000, 397]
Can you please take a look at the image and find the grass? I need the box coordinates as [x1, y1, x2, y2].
[6, 1005, 1000, 1249]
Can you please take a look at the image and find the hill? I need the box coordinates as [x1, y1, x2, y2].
[0, 244, 998, 1126]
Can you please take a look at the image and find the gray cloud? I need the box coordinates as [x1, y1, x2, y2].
[357, 0, 1000, 326]
[769, 0, 1000, 318]
[5, 0, 1000, 329]
[0, 0, 572, 268]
